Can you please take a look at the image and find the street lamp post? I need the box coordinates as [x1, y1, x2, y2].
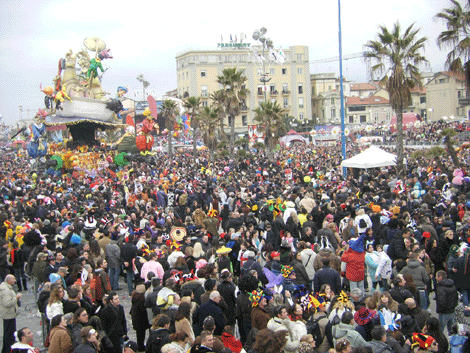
[252, 27, 273, 103]
[338, 0, 347, 176]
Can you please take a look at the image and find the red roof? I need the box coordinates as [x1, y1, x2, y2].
[350, 82, 378, 91]
[346, 95, 389, 105]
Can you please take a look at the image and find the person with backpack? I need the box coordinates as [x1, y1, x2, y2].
[354, 209, 372, 236]
[146, 314, 171, 353]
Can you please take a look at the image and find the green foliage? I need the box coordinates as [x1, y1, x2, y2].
[237, 149, 247, 157]
[235, 138, 249, 146]
[436, 0, 470, 80]
[253, 142, 266, 150]
[218, 149, 230, 158]
[364, 21, 427, 176]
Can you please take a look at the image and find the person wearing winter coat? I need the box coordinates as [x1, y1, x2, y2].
[313, 256, 342, 295]
[400, 252, 430, 309]
[375, 244, 393, 291]
[105, 239, 121, 291]
[146, 314, 171, 353]
[130, 285, 151, 352]
[298, 241, 316, 290]
[332, 311, 367, 348]
[341, 237, 366, 292]
[73, 326, 100, 353]
[99, 292, 127, 353]
[48, 314, 73, 353]
[365, 326, 394, 353]
[291, 252, 309, 287]
[217, 270, 237, 326]
[267, 306, 304, 353]
[354, 209, 372, 235]
[0, 275, 22, 353]
[435, 270, 459, 334]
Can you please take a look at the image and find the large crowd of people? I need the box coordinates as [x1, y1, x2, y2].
[1, 120, 470, 353]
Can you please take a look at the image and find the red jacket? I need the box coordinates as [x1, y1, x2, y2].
[341, 248, 365, 282]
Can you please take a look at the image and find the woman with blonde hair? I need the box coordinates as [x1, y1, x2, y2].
[192, 242, 205, 260]
[46, 285, 65, 321]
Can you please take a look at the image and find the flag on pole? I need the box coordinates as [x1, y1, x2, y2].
[221, 35, 223, 42]
[230, 34, 233, 42]
[235, 34, 237, 42]
[269, 48, 277, 61]
[277, 48, 286, 64]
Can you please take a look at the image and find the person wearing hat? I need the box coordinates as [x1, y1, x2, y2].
[215, 246, 232, 274]
[203, 210, 219, 240]
[250, 289, 271, 331]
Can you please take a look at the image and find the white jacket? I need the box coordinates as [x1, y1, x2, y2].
[46, 301, 64, 321]
[376, 251, 393, 280]
[301, 249, 317, 280]
[267, 317, 304, 353]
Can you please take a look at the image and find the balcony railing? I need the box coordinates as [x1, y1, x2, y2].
[270, 90, 278, 96]
[282, 89, 290, 95]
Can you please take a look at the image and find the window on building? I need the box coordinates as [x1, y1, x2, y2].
[458, 90, 463, 98]
[438, 78, 446, 84]
[258, 85, 264, 95]
[201, 85, 208, 97]
[312, 86, 315, 95]
[284, 113, 289, 119]
[297, 54, 303, 61]
[282, 83, 288, 93]
[420, 96, 426, 104]
[200, 55, 207, 63]
[202, 101, 208, 107]
[228, 116, 233, 125]
[270, 84, 276, 93]
[242, 115, 247, 126]
[283, 97, 289, 108]
[299, 97, 304, 109]
[349, 116, 354, 123]
[269, 68, 275, 75]
[257, 69, 262, 76]
[331, 108, 336, 118]
[297, 68, 303, 75]
[298, 83, 303, 94]
[360, 115, 367, 123]
[349, 106, 366, 112]
[282, 68, 287, 75]
[331, 98, 335, 105]
[201, 70, 206, 77]
[328, 85, 332, 90]
[299, 113, 304, 120]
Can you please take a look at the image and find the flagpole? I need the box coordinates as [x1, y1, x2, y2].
[338, 0, 347, 176]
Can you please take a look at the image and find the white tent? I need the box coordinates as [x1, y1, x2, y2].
[341, 145, 396, 169]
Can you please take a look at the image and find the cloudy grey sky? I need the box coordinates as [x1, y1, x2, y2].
[0, 0, 451, 125]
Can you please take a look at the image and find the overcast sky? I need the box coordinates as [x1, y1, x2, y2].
[0, 0, 451, 125]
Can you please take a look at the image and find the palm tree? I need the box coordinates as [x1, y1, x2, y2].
[198, 105, 222, 151]
[160, 99, 179, 158]
[364, 22, 427, 177]
[210, 90, 229, 142]
[436, 0, 470, 86]
[183, 96, 201, 156]
[441, 127, 461, 166]
[216, 68, 249, 156]
[425, 146, 450, 176]
[253, 100, 286, 160]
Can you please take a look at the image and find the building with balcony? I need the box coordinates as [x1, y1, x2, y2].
[175, 45, 312, 133]
[425, 71, 469, 121]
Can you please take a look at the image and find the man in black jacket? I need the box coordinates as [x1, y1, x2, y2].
[100, 291, 127, 353]
[435, 270, 458, 334]
[194, 291, 226, 337]
[121, 236, 138, 296]
[387, 228, 411, 272]
[313, 257, 341, 295]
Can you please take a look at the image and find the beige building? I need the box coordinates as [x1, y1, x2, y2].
[311, 73, 351, 124]
[425, 71, 468, 121]
[175, 45, 312, 133]
[346, 96, 392, 125]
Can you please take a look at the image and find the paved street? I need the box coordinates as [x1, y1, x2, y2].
[0, 277, 136, 351]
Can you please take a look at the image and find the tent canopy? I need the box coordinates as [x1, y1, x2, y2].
[341, 145, 396, 169]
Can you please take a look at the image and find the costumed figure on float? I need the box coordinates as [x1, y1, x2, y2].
[136, 107, 159, 155]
